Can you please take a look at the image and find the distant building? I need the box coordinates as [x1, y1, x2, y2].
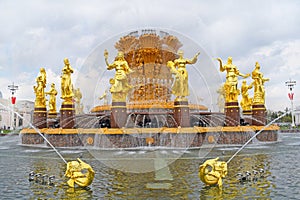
[0, 98, 34, 130]
[294, 106, 300, 126]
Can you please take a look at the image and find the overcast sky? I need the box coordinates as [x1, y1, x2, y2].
[0, 0, 299, 111]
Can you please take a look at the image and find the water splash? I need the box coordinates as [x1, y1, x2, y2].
[226, 111, 288, 164]
[0, 102, 67, 164]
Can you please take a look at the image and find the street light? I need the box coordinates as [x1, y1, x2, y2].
[7, 82, 18, 130]
[285, 79, 296, 127]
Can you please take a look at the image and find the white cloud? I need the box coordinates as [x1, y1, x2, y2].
[0, 0, 299, 113]
[234, 39, 300, 111]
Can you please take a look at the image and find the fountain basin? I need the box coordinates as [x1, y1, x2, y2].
[20, 125, 279, 148]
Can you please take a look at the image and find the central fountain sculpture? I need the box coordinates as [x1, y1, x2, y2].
[21, 29, 279, 148]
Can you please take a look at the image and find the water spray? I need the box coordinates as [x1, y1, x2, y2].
[198, 111, 288, 188]
[0, 102, 95, 187]
[226, 111, 288, 164]
[0, 102, 67, 164]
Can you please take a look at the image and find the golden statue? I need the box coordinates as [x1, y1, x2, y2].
[45, 83, 58, 113]
[217, 85, 225, 112]
[33, 68, 47, 107]
[167, 50, 200, 101]
[99, 89, 109, 105]
[250, 62, 269, 105]
[199, 157, 228, 187]
[104, 50, 133, 102]
[74, 87, 83, 114]
[39, 67, 47, 88]
[61, 58, 74, 102]
[240, 80, 253, 111]
[217, 57, 250, 102]
[65, 158, 95, 188]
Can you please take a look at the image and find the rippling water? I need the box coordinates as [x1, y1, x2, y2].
[0, 133, 299, 199]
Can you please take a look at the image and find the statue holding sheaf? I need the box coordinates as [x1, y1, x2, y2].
[61, 58, 74, 102]
[99, 89, 109, 105]
[33, 68, 47, 107]
[167, 50, 200, 101]
[45, 83, 58, 113]
[240, 80, 253, 111]
[74, 87, 84, 114]
[104, 50, 133, 102]
[250, 62, 269, 105]
[217, 84, 226, 112]
[216, 57, 250, 102]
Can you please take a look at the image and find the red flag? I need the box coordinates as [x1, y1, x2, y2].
[11, 96, 16, 104]
[288, 93, 294, 100]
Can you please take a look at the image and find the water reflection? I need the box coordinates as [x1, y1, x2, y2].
[0, 133, 300, 199]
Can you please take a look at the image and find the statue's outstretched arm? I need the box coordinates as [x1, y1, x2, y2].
[104, 49, 110, 67]
[189, 52, 200, 64]
[239, 72, 250, 78]
[248, 82, 253, 89]
[216, 58, 224, 72]
[69, 66, 74, 73]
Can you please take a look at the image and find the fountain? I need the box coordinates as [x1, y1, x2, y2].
[198, 111, 288, 187]
[0, 26, 299, 199]
[16, 28, 283, 190]
[0, 101, 95, 188]
[20, 29, 279, 150]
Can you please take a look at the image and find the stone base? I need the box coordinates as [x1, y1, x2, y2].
[80, 133, 204, 148]
[216, 131, 253, 144]
[60, 102, 75, 128]
[33, 107, 47, 129]
[111, 101, 127, 128]
[48, 112, 57, 118]
[20, 126, 279, 148]
[173, 100, 190, 127]
[225, 102, 240, 126]
[22, 133, 44, 145]
[252, 104, 266, 126]
[47, 112, 57, 128]
[256, 130, 278, 142]
[242, 110, 252, 125]
[46, 134, 82, 147]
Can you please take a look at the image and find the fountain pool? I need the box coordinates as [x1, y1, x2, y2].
[0, 132, 300, 199]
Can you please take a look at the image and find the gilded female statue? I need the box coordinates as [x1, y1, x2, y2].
[39, 67, 46, 88]
[240, 80, 252, 111]
[33, 76, 46, 107]
[74, 88, 83, 114]
[61, 58, 74, 101]
[250, 62, 269, 104]
[167, 50, 200, 101]
[99, 89, 109, 105]
[33, 68, 47, 107]
[104, 50, 133, 101]
[216, 57, 250, 102]
[45, 83, 58, 113]
[217, 84, 226, 112]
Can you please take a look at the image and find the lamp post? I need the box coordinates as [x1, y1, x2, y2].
[285, 79, 296, 128]
[8, 82, 18, 130]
